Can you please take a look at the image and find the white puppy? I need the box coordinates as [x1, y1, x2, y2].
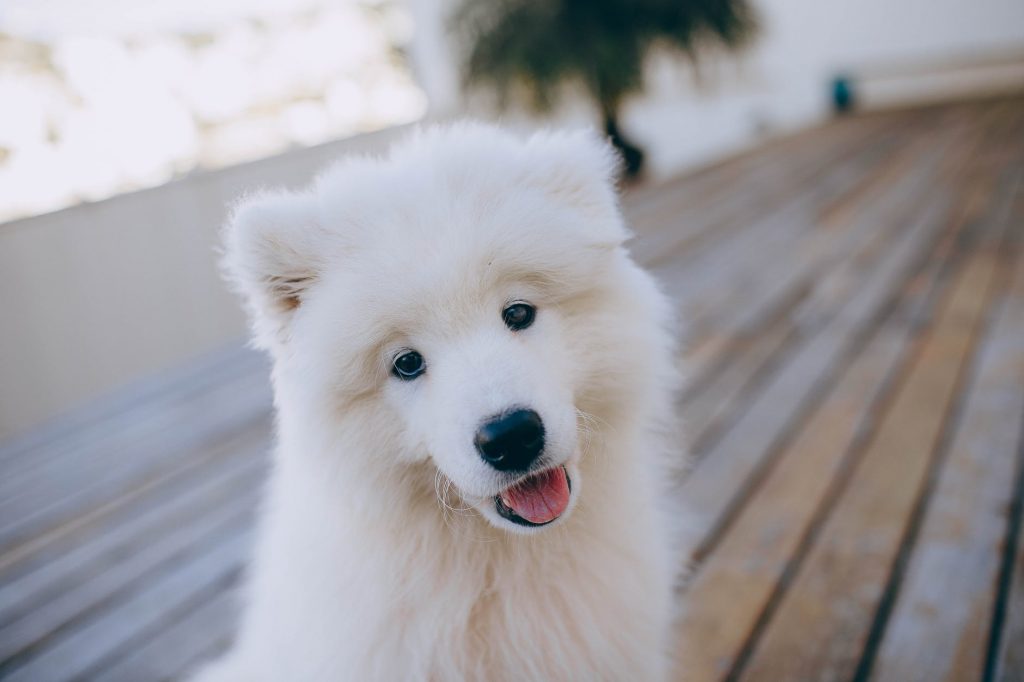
[197, 123, 688, 681]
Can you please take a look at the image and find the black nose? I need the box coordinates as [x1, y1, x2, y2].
[474, 408, 545, 472]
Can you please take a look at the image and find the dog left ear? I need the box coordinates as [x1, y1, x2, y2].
[221, 189, 327, 349]
[525, 129, 629, 246]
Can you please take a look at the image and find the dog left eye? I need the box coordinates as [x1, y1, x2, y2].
[502, 302, 536, 331]
[392, 350, 426, 380]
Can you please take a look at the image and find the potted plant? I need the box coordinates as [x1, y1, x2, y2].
[454, 0, 756, 179]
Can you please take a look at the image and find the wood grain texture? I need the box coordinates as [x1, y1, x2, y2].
[0, 369, 269, 552]
[992, 173, 1024, 682]
[735, 183, 1008, 681]
[868, 176, 1023, 682]
[677, 321, 910, 682]
[996, 436, 1024, 682]
[1, 532, 251, 681]
[672, 109, 1011, 682]
[680, 161, 957, 552]
[90, 586, 242, 682]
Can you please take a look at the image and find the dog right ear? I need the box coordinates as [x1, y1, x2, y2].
[221, 189, 326, 349]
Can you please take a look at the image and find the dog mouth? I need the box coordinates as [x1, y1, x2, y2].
[494, 465, 572, 527]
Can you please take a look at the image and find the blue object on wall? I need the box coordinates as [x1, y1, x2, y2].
[832, 76, 854, 114]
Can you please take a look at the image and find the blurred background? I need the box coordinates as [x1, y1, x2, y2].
[1, 1, 1023, 680]
[1, 0, 1022, 438]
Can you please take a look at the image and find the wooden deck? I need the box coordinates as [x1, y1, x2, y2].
[1, 97, 1023, 681]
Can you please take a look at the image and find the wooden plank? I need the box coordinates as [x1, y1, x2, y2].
[679, 141, 939, 450]
[0, 442, 262, 624]
[681, 317, 796, 448]
[0, 343, 264, 469]
[632, 120, 892, 286]
[0, 365, 268, 519]
[992, 175, 1024, 682]
[660, 142, 925, 438]
[610, 118, 909, 419]
[671, 115, 1009, 681]
[660, 115, 944, 455]
[815, 105, 971, 231]
[680, 169, 953, 535]
[0, 483, 254, 668]
[0, 530, 251, 681]
[734, 190, 1006, 682]
[0, 371, 269, 556]
[680, 102, 1014, 556]
[995, 436, 1024, 682]
[0, 418, 265, 585]
[633, 114, 904, 270]
[869, 177, 1024, 682]
[679, 126, 964, 451]
[652, 124, 910, 311]
[664, 117, 966, 413]
[717, 128, 968, 341]
[676, 317, 911, 682]
[90, 586, 242, 682]
[626, 113, 892, 249]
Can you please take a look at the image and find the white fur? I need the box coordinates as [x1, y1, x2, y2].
[196, 122, 690, 681]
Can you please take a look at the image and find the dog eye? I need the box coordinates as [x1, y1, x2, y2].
[392, 350, 426, 380]
[502, 303, 536, 331]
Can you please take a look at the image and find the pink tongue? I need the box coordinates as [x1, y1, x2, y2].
[500, 467, 570, 524]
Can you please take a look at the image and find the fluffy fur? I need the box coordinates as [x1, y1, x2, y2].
[196, 122, 689, 681]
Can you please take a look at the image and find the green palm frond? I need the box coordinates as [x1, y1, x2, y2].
[454, 0, 756, 113]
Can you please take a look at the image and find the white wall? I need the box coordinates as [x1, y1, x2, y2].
[0, 127, 404, 441]
[412, 0, 1024, 178]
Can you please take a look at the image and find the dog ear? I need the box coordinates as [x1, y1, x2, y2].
[525, 129, 628, 245]
[221, 189, 326, 348]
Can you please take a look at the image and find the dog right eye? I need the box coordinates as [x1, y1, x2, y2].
[392, 350, 426, 380]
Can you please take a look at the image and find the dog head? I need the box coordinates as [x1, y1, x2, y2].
[223, 123, 658, 534]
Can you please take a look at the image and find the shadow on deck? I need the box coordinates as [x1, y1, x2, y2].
[1, 97, 1023, 681]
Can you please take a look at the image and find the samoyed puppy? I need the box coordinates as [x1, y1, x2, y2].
[196, 122, 689, 681]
